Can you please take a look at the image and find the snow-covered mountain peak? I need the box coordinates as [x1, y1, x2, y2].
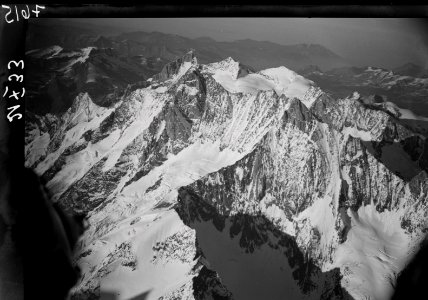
[24, 53, 428, 300]
[206, 61, 319, 105]
[63, 92, 108, 125]
[202, 56, 241, 79]
[152, 50, 198, 83]
[258, 66, 318, 104]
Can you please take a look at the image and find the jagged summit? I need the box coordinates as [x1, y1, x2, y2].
[150, 52, 318, 106]
[152, 50, 198, 82]
[201, 56, 319, 105]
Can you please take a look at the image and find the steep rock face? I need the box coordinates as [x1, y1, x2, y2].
[25, 52, 428, 300]
[174, 86, 428, 299]
[153, 51, 197, 82]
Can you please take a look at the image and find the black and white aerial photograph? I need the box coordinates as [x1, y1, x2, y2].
[1, 5, 428, 300]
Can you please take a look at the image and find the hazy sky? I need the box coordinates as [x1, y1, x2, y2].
[82, 18, 428, 69]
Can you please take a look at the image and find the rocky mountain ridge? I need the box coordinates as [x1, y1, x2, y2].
[301, 65, 428, 119]
[25, 51, 428, 300]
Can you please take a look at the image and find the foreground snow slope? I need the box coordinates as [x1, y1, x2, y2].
[25, 51, 428, 300]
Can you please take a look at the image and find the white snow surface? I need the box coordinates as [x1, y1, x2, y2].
[335, 205, 413, 300]
[203, 57, 241, 79]
[25, 132, 50, 167]
[74, 209, 198, 300]
[210, 63, 315, 104]
[35, 93, 114, 198]
[102, 89, 168, 173]
[178, 83, 198, 96]
[123, 140, 243, 198]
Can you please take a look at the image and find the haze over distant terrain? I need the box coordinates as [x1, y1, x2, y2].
[25, 18, 428, 117]
[78, 18, 428, 70]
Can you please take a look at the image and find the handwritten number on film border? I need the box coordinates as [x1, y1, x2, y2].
[3, 60, 25, 122]
[7, 60, 24, 70]
[1, 4, 45, 23]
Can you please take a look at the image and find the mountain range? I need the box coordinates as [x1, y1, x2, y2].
[27, 19, 348, 73]
[25, 19, 428, 118]
[24, 47, 428, 300]
[392, 62, 428, 79]
[300, 65, 428, 120]
[23, 18, 428, 299]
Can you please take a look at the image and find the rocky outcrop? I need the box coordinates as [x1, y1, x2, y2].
[153, 50, 197, 82]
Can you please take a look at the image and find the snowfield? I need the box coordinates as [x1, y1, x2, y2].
[210, 63, 316, 106]
[335, 204, 412, 300]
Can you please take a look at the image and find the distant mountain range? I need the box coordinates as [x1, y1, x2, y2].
[26, 19, 349, 72]
[300, 65, 428, 118]
[25, 46, 153, 115]
[392, 62, 428, 79]
[25, 19, 352, 116]
[114, 31, 349, 71]
[25, 19, 428, 123]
